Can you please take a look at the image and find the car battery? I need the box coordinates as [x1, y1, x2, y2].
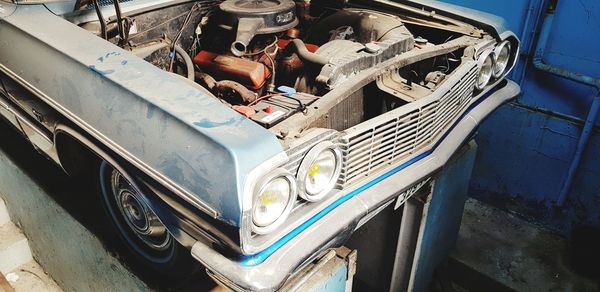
[249, 93, 318, 128]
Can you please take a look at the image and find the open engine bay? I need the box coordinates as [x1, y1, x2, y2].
[69, 0, 516, 143]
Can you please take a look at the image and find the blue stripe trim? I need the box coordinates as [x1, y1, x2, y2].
[239, 85, 501, 266]
[240, 151, 431, 266]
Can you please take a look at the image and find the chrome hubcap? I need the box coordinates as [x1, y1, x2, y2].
[110, 171, 171, 251]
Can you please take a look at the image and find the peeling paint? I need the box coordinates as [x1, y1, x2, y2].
[88, 65, 114, 75]
[193, 117, 244, 128]
[105, 51, 121, 58]
[97, 52, 127, 66]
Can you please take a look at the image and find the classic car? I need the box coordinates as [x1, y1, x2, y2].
[0, 0, 520, 290]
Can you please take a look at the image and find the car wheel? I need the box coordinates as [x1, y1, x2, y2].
[98, 160, 197, 278]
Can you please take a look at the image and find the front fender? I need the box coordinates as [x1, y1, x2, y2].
[0, 4, 284, 225]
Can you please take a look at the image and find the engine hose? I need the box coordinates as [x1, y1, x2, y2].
[174, 45, 195, 80]
[113, 0, 125, 41]
[291, 39, 329, 66]
[196, 72, 217, 89]
[215, 81, 257, 103]
[91, 0, 107, 40]
[195, 72, 257, 103]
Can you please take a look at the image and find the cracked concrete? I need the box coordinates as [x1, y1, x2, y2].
[448, 199, 599, 292]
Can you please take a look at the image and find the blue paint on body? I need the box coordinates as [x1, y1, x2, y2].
[88, 65, 114, 75]
[3, 3, 286, 226]
[105, 51, 121, 58]
[240, 151, 432, 266]
[193, 117, 244, 128]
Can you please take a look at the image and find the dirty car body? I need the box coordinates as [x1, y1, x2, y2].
[0, 0, 520, 290]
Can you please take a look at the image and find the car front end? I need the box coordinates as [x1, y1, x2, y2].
[0, 0, 521, 290]
[184, 1, 522, 289]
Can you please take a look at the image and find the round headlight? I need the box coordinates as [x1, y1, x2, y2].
[493, 41, 512, 78]
[297, 141, 342, 202]
[252, 169, 296, 234]
[475, 50, 495, 90]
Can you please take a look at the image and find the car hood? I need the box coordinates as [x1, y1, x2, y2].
[404, 0, 510, 37]
[19, 0, 511, 38]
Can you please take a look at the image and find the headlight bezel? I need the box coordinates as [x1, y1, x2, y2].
[297, 141, 342, 202]
[251, 168, 297, 235]
[475, 49, 496, 91]
[492, 40, 512, 78]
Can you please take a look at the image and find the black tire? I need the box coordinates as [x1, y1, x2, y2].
[98, 160, 198, 281]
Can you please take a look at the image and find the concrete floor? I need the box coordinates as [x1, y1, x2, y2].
[440, 199, 599, 292]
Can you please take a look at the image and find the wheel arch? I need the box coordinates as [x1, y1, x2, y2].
[52, 124, 198, 248]
[54, 124, 145, 183]
[54, 125, 103, 177]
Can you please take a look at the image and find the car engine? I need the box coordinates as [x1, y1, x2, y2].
[79, 0, 490, 139]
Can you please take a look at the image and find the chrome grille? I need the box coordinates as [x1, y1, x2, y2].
[88, 0, 134, 7]
[340, 63, 479, 186]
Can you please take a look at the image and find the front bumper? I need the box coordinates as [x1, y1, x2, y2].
[190, 81, 521, 291]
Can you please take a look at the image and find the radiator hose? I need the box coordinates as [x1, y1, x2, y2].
[290, 39, 329, 66]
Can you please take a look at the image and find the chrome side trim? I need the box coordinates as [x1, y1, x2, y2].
[0, 92, 60, 163]
[0, 94, 22, 130]
[15, 111, 59, 162]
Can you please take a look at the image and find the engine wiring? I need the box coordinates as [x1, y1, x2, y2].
[165, 1, 222, 71]
[190, 13, 213, 57]
[168, 3, 201, 72]
[89, 0, 221, 46]
[127, 11, 194, 41]
[283, 95, 308, 114]
[263, 44, 278, 92]
[243, 36, 279, 57]
[91, 0, 107, 40]
[248, 93, 282, 107]
[248, 92, 319, 115]
[113, 0, 130, 45]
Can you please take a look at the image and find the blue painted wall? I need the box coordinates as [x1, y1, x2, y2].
[440, 0, 600, 234]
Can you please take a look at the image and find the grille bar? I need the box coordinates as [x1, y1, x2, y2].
[340, 63, 478, 187]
